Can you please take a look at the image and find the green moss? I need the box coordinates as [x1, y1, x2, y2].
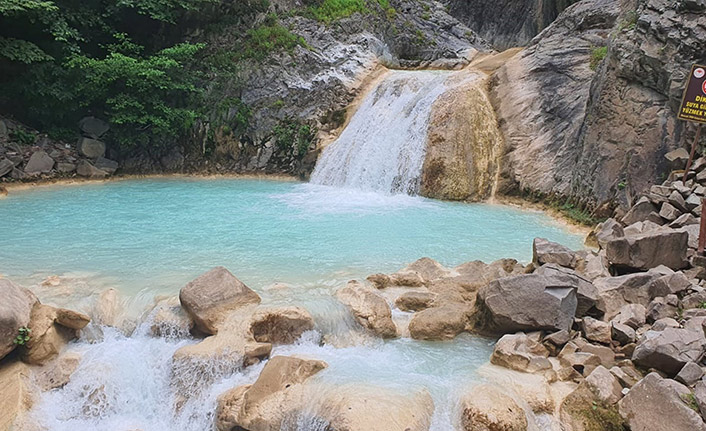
[517, 188, 603, 226]
[241, 17, 308, 61]
[307, 0, 368, 23]
[682, 393, 700, 411]
[589, 46, 608, 70]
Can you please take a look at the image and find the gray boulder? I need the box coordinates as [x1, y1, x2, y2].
[24, 151, 54, 175]
[77, 137, 106, 158]
[93, 157, 119, 175]
[675, 362, 703, 386]
[621, 197, 657, 226]
[473, 273, 578, 334]
[0, 279, 39, 361]
[619, 372, 706, 431]
[532, 237, 578, 268]
[76, 160, 108, 178]
[56, 162, 76, 173]
[632, 328, 706, 376]
[593, 272, 661, 320]
[0, 159, 13, 177]
[78, 116, 109, 139]
[590, 218, 624, 249]
[490, 332, 551, 373]
[605, 230, 688, 271]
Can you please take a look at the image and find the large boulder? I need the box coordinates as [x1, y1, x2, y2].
[605, 230, 688, 270]
[490, 332, 551, 373]
[75, 160, 108, 178]
[77, 137, 106, 158]
[22, 304, 77, 365]
[585, 365, 623, 404]
[179, 267, 261, 334]
[24, 150, 54, 174]
[472, 273, 579, 334]
[0, 279, 38, 361]
[0, 361, 32, 430]
[560, 383, 627, 431]
[532, 237, 579, 268]
[618, 372, 706, 431]
[460, 384, 527, 431]
[249, 306, 314, 344]
[78, 116, 109, 138]
[622, 197, 657, 226]
[408, 303, 470, 340]
[632, 328, 706, 376]
[592, 272, 661, 320]
[336, 281, 397, 338]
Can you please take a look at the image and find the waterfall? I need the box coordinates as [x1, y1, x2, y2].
[310, 70, 451, 195]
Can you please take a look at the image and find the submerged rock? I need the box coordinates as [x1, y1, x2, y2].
[179, 266, 261, 335]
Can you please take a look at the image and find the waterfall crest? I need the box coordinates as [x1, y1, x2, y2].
[310, 70, 451, 195]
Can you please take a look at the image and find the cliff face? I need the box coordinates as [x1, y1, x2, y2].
[490, 0, 706, 210]
[442, 0, 579, 49]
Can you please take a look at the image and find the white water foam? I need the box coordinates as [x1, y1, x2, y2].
[310, 70, 451, 194]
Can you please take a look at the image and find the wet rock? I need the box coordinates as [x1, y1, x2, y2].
[408, 303, 469, 340]
[473, 273, 579, 334]
[366, 273, 391, 289]
[585, 365, 623, 404]
[619, 372, 706, 431]
[76, 160, 108, 178]
[149, 296, 193, 338]
[35, 352, 81, 391]
[460, 384, 527, 431]
[179, 266, 261, 335]
[532, 237, 578, 268]
[0, 279, 38, 361]
[93, 288, 122, 327]
[490, 332, 551, 373]
[632, 328, 706, 376]
[78, 116, 109, 139]
[22, 304, 77, 365]
[605, 230, 688, 270]
[395, 291, 436, 312]
[77, 137, 106, 158]
[54, 308, 90, 330]
[0, 360, 32, 430]
[249, 306, 314, 344]
[336, 281, 397, 338]
[24, 150, 54, 174]
[675, 361, 703, 386]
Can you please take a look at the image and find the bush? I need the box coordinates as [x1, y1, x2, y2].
[241, 18, 307, 61]
[308, 0, 368, 23]
[589, 46, 608, 70]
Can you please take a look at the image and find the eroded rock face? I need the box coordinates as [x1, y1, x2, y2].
[472, 273, 578, 334]
[460, 384, 528, 431]
[179, 267, 261, 334]
[619, 372, 706, 431]
[336, 281, 397, 338]
[0, 279, 38, 361]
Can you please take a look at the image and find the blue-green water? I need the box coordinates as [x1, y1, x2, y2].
[0, 178, 582, 301]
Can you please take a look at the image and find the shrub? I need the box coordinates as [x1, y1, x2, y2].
[241, 18, 307, 61]
[13, 327, 31, 346]
[308, 0, 368, 23]
[590, 46, 608, 71]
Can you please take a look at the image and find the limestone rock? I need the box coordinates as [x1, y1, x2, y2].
[149, 296, 193, 338]
[54, 308, 90, 330]
[585, 365, 623, 404]
[618, 372, 706, 431]
[532, 237, 578, 268]
[395, 291, 435, 312]
[22, 304, 76, 365]
[605, 230, 688, 270]
[336, 281, 397, 338]
[179, 266, 261, 335]
[249, 306, 314, 344]
[473, 273, 578, 334]
[93, 288, 122, 327]
[408, 303, 469, 340]
[24, 150, 54, 174]
[35, 352, 81, 391]
[582, 316, 611, 344]
[0, 361, 32, 431]
[632, 328, 706, 376]
[593, 272, 661, 320]
[0, 279, 38, 361]
[490, 332, 551, 373]
[77, 137, 106, 158]
[460, 384, 527, 431]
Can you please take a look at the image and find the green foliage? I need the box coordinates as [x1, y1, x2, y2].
[557, 201, 601, 226]
[10, 128, 36, 145]
[590, 46, 608, 71]
[698, 301, 706, 309]
[13, 327, 31, 346]
[241, 17, 307, 61]
[619, 10, 638, 31]
[307, 0, 368, 23]
[114, 0, 218, 23]
[0, 37, 53, 63]
[273, 120, 316, 157]
[67, 36, 205, 149]
[682, 393, 700, 412]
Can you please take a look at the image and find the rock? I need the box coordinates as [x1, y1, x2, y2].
[76, 160, 108, 178]
[408, 303, 469, 340]
[585, 365, 623, 404]
[559, 351, 602, 377]
[665, 147, 690, 170]
[54, 308, 90, 330]
[56, 162, 76, 173]
[543, 329, 572, 352]
[668, 190, 688, 212]
[78, 116, 109, 138]
[179, 266, 261, 335]
[632, 328, 706, 376]
[149, 296, 193, 338]
[0, 279, 38, 361]
[571, 338, 616, 368]
[611, 322, 636, 345]
[22, 304, 76, 365]
[460, 384, 527, 431]
[610, 366, 641, 388]
[395, 291, 435, 312]
[593, 272, 661, 320]
[24, 150, 54, 174]
[582, 316, 612, 344]
[652, 317, 680, 331]
[649, 272, 691, 298]
[10, 167, 27, 179]
[695, 380, 706, 419]
[605, 230, 688, 270]
[93, 288, 121, 327]
[366, 273, 391, 289]
[473, 273, 579, 334]
[0, 361, 32, 431]
[619, 372, 706, 431]
[612, 303, 647, 329]
[77, 137, 106, 158]
[532, 237, 578, 268]
[682, 291, 706, 309]
[592, 218, 625, 249]
[249, 306, 314, 344]
[560, 382, 627, 431]
[490, 332, 552, 373]
[0, 158, 13, 177]
[93, 157, 118, 174]
[530, 266, 601, 318]
[669, 213, 698, 228]
[675, 361, 703, 386]
[35, 352, 81, 391]
[659, 202, 682, 221]
[336, 281, 397, 338]
[622, 198, 657, 226]
[645, 296, 678, 323]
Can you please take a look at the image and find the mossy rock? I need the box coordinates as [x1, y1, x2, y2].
[559, 383, 627, 431]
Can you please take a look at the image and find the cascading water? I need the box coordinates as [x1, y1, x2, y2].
[310, 70, 452, 195]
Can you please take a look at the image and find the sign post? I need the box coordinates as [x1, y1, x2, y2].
[678, 64, 706, 254]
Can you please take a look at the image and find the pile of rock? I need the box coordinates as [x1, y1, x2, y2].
[0, 116, 119, 182]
